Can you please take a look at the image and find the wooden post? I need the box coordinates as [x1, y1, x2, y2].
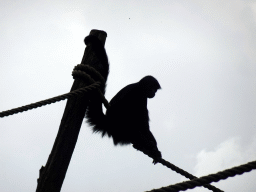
[36, 29, 107, 192]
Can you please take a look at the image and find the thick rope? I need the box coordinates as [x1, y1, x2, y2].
[0, 82, 100, 118]
[147, 160, 256, 192]
[72, 64, 110, 109]
[73, 64, 106, 85]
[158, 159, 223, 192]
[134, 145, 223, 192]
[0, 64, 110, 118]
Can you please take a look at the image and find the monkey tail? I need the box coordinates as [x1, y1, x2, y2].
[85, 101, 109, 137]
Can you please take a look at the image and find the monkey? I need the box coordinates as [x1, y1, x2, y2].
[83, 34, 109, 136]
[85, 75, 162, 164]
[84, 35, 109, 94]
[84, 35, 161, 163]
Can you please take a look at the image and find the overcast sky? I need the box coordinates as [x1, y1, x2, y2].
[0, 0, 256, 192]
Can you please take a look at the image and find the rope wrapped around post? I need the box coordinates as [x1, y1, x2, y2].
[72, 64, 110, 109]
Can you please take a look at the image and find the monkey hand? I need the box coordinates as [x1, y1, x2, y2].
[152, 157, 162, 164]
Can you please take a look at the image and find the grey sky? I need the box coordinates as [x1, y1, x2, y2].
[0, 0, 256, 192]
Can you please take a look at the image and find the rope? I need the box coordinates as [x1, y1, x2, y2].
[0, 82, 100, 118]
[147, 160, 256, 192]
[0, 64, 110, 118]
[72, 64, 110, 109]
[133, 145, 222, 192]
[73, 64, 106, 85]
[158, 159, 223, 192]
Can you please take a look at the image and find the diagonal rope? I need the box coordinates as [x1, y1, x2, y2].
[0, 82, 101, 118]
[158, 159, 223, 192]
[0, 64, 110, 118]
[147, 160, 256, 192]
[134, 144, 223, 192]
